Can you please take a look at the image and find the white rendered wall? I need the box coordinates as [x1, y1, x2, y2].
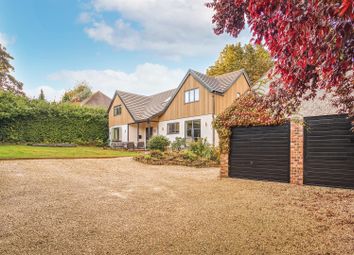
[158, 114, 218, 145]
[109, 124, 128, 144]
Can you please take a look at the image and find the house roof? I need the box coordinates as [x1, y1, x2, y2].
[189, 69, 251, 93]
[81, 91, 111, 110]
[108, 69, 251, 122]
[115, 88, 176, 122]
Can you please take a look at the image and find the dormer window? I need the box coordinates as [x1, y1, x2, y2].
[113, 105, 122, 116]
[184, 88, 199, 103]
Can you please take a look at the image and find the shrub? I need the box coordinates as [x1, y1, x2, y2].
[147, 135, 170, 151]
[189, 138, 210, 157]
[171, 137, 186, 151]
[144, 154, 152, 160]
[188, 138, 220, 162]
[150, 150, 163, 159]
[180, 150, 198, 161]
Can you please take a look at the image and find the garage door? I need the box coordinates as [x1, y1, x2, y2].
[304, 115, 354, 189]
[229, 124, 290, 182]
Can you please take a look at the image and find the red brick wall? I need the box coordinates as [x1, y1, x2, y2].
[220, 153, 229, 178]
[290, 121, 304, 185]
[220, 120, 305, 185]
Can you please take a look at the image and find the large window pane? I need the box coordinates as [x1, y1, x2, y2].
[193, 129, 201, 140]
[193, 120, 201, 128]
[185, 120, 201, 140]
[190, 89, 195, 102]
[194, 89, 199, 101]
[184, 91, 189, 103]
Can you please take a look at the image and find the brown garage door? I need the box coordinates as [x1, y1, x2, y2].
[229, 124, 290, 182]
[304, 114, 354, 189]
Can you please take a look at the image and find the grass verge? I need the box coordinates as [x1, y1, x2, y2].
[0, 145, 138, 159]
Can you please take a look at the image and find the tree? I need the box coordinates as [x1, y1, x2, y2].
[61, 81, 92, 103]
[207, 0, 353, 116]
[38, 89, 45, 101]
[207, 43, 273, 83]
[0, 44, 24, 95]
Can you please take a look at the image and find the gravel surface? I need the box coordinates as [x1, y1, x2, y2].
[0, 158, 353, 255]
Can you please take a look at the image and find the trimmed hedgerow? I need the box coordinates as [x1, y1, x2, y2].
[0, 92, 108, 146]
[213, 92, 287, 153]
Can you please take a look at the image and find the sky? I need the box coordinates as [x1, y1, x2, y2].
[0, 0, 251, 101]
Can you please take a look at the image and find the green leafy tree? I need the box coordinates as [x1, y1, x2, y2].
[207, 43, 273, 84]
[61, 81, 92, 103]
[38, 89, 45, 101]
[0, 44, 24, 95]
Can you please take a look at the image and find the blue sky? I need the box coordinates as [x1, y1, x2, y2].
[0, 0, 251, 101]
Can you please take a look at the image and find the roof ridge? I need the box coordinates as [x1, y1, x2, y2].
[116, 90, 149, 98]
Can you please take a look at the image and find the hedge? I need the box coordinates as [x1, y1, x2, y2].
[0, 92, 108, 146]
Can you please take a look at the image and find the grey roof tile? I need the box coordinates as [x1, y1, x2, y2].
[114, 69, 248, 121]
[190, 69, 244, 93]
[117, 89, 176, 121]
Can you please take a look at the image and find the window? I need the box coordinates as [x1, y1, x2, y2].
[184, 88, 199, 103]
[185, 120, 201, 141]
[112, 127, 122, 141]
[113, 105, 122, 116]
[167, 122, 180, 134]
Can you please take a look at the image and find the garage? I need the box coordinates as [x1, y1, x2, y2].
[229, 124, 290, 182]
[304, 114, 354, 188]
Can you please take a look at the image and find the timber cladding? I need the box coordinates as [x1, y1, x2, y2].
[108, 96, 134, 127]
[214, 74, 250, 114]
[159, 74, 250, 122]
[158, 75, 213, 121]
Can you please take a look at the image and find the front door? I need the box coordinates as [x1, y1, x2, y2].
[146, 127, 153, 145]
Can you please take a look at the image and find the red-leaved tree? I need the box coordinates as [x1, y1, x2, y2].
[207, 0, 353, 116]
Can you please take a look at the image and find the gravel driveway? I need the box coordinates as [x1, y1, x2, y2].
[0, 158, 353, 255]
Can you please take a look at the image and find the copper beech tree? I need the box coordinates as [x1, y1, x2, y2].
[207, 0, 353, 116]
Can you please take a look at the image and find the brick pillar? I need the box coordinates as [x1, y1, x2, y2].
[220, 152, 229, 178]
[290, 120, 304, 185]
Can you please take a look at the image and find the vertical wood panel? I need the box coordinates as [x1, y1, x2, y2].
[215, 75, 250, 114]
[108, 96, 134, 127]
[158, 75, 213, 121]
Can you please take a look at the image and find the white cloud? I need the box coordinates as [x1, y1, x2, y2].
[25, 86, 66, 102]
[77, 12, 93, 24]
[0, 32, 15, 47]
[81, 0, 251, 57]
[48, 63, 185, 98]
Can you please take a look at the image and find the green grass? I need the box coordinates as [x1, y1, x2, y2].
[0, 145, 138, 159]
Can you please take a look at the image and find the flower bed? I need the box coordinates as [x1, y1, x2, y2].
[134, 150, 220, 168]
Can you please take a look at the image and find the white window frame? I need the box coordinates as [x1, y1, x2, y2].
[184, 88, 199, 104]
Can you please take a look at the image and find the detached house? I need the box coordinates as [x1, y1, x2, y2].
[108, 69, 251, 147]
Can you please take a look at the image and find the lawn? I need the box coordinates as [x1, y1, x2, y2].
[0, 145, 138, 159]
